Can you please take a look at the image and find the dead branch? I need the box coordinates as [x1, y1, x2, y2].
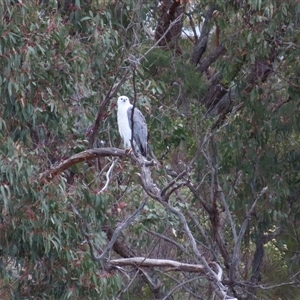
[110, 257, 206, 273]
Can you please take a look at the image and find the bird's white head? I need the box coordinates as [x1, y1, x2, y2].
[117, 96, 131, 108]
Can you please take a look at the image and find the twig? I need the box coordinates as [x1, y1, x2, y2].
[188, 182, 213, 213]
[162, 276, 205, 300]
[161, 170, 187, 197]
[164, 181, 189, 202]
[117, 269, 140, 299]
[143, 14, 186, 58]
[146, 229, 188, 254]
[184, 11, 198, 41]
[187, 210, 215, 253]
[241, 280, 297, 290]
[162, 271, 205, 299]
[217, 182, 238, 241]
[97, 158, 119, 194]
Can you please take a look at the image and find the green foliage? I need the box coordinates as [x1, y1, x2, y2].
[1, 0, 300, 299]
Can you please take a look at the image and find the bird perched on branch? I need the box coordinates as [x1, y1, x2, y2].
[117, 96, 148, 157]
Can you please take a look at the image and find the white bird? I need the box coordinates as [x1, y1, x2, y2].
[117, 96, 148, 157]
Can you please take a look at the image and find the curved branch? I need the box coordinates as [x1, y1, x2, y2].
[98, 158, 119, 194]
[161, 170, 187, 198]
[39, 148, 126, 181]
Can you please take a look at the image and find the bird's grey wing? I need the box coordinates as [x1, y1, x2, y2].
[127, 106, 148, 156]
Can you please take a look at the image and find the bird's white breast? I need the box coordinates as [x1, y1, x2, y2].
[117, 105, 132, 148]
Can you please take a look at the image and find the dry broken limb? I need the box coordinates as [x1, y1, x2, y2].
[110, 257, 206, 273]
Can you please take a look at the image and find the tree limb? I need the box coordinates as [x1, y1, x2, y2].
[190, 4, 215, 65]
[39, 148, 126, 181]
[97, 158, 119, 194]
[110, 257, 206, 273]
[197, 44, 226, 73]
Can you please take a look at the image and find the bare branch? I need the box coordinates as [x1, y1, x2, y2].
[130, 66, 138, 156]
[117, 270, 140, 298]
[241, 280, 298, 290]
[161, 170, 187, 197]
[217, 182, 238, 242]
[185, 11, 198, 41]
[187, 210, 215, 253]
[188, 183, 213, 213]
[156, 199, 231, 300]
[154, 0, 186, 55]
[144, 13, 186, 58]
[162, 271, 204, 299]
[97, 158, 119, 194]
[162, 276, 205, 300]
[110, 257, 206, 273]
[204, 139, 232, 270]
[39, 148, 126, 181]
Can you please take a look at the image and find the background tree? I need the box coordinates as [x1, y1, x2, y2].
[1, 0, 300, 299]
